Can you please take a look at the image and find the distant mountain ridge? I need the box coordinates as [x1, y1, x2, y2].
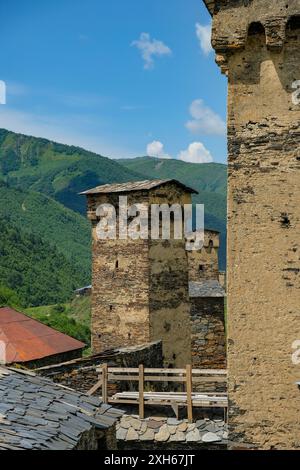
[0, 128, 142, 214]
[0, 129, 227, 306]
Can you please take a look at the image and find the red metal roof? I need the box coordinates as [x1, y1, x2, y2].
[0, 307, 85, 364]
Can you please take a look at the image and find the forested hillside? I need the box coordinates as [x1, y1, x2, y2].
[0, 129, 227, 308]
[0, 128, 141, 214]
[0, 215, 87, 306]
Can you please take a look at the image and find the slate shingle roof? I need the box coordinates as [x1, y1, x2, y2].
[80, 179, 198, 195]
[0, 367, 123, 450]
[0, 307, 85, 364]
[189, 281, 225, 298]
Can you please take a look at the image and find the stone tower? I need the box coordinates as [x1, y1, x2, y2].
[203, 0, 300, 449]
[187, 229, 220, 282]
[82, 179, 197, 368]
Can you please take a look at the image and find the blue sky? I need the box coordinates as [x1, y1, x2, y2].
[0, 0, 227, 163]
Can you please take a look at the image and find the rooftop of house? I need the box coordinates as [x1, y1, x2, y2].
[80, 178, 198, 195]
[0, 306, 85, 364]
[0, 367, 123, 450]
[189, 280, 225, 298]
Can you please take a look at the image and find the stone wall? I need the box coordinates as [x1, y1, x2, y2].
[187, 230, 220, 283]
[85, 182, 193, 368]
[75, 427, 117, 450]
[190, 297, 226, 370]
[116, 415, 227, 450]
[207, 0, 300, 450]
[35, 341, 162, 394]
[88, 190, 151, 354]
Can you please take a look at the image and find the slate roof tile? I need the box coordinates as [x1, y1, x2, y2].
[0, 366, 123, 450]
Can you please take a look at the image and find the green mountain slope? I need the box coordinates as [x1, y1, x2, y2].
[119, 156, 227, 195]
[0, 214, 88, 307]
[0, 129, 227, 290]
[0, 128, 141, 214]
[118, 157, 227, 269]
[0, 182, 91, 274]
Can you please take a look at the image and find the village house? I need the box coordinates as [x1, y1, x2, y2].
[0, 306, 85, 368]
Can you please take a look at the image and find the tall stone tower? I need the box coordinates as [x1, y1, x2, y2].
[187, 229, 220, 282]
[82, 179, 197, 368]
[203, 0, 300, 449]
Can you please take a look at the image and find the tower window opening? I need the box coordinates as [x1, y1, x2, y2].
[248, 22, 265, 36]
[207, 240, 214, 253]
[287, 16, 300, 31]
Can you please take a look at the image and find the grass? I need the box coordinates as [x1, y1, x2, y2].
[25, 296, 91, 347]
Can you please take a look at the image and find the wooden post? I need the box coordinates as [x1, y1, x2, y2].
[87, 376, 103, 396]
[102, 363, 108, 404]
[139, 364, 144, 419]
[186, 364, 193, 423]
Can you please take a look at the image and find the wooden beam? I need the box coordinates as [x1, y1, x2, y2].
[107, 375, 187, 382]
[102, 367, 227, 375]
[186, 364, 193, 423]
[87, 377, 102, 396]
[102, 363, 108, 404]
[139, 364, 144, 420]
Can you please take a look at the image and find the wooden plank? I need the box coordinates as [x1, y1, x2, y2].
[114, 391, 226, 396]
[105, 367, 226, 374]
[192, 376, 226, 383]
[102, 363, 108, 404]
[107, 375, 225, 383]
[186, 364, 193, 423]
[107, 375, 187, 383]
[139, 364, 144, 420]
[108, 367, 227, 374]
[87, 377, 103, 396]
[98, 366, 227, 375]
[108, 398, 228, 408]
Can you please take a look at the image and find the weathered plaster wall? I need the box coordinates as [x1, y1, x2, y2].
[208, 0, 300, 450]
[148, 184, 192, 368]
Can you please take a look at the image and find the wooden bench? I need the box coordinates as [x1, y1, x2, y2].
[88, 365, 227, 422]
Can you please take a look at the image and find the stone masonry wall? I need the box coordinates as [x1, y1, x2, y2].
[208, 0, 300, 449]
[86, 183, 192, 369]
[187, 230, 220, 283]
[88, 191, 151, 354]
[190, 297, 226, 370]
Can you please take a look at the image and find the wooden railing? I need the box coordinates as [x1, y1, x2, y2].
[88, 365, 227, 422]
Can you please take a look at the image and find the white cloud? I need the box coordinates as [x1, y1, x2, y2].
[131, 33, 172, 70]
[146, 140, 171, 159]
[178, 142, 213, 164]
[186, 99, 226, 136]
[196, 23, 213, 55]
